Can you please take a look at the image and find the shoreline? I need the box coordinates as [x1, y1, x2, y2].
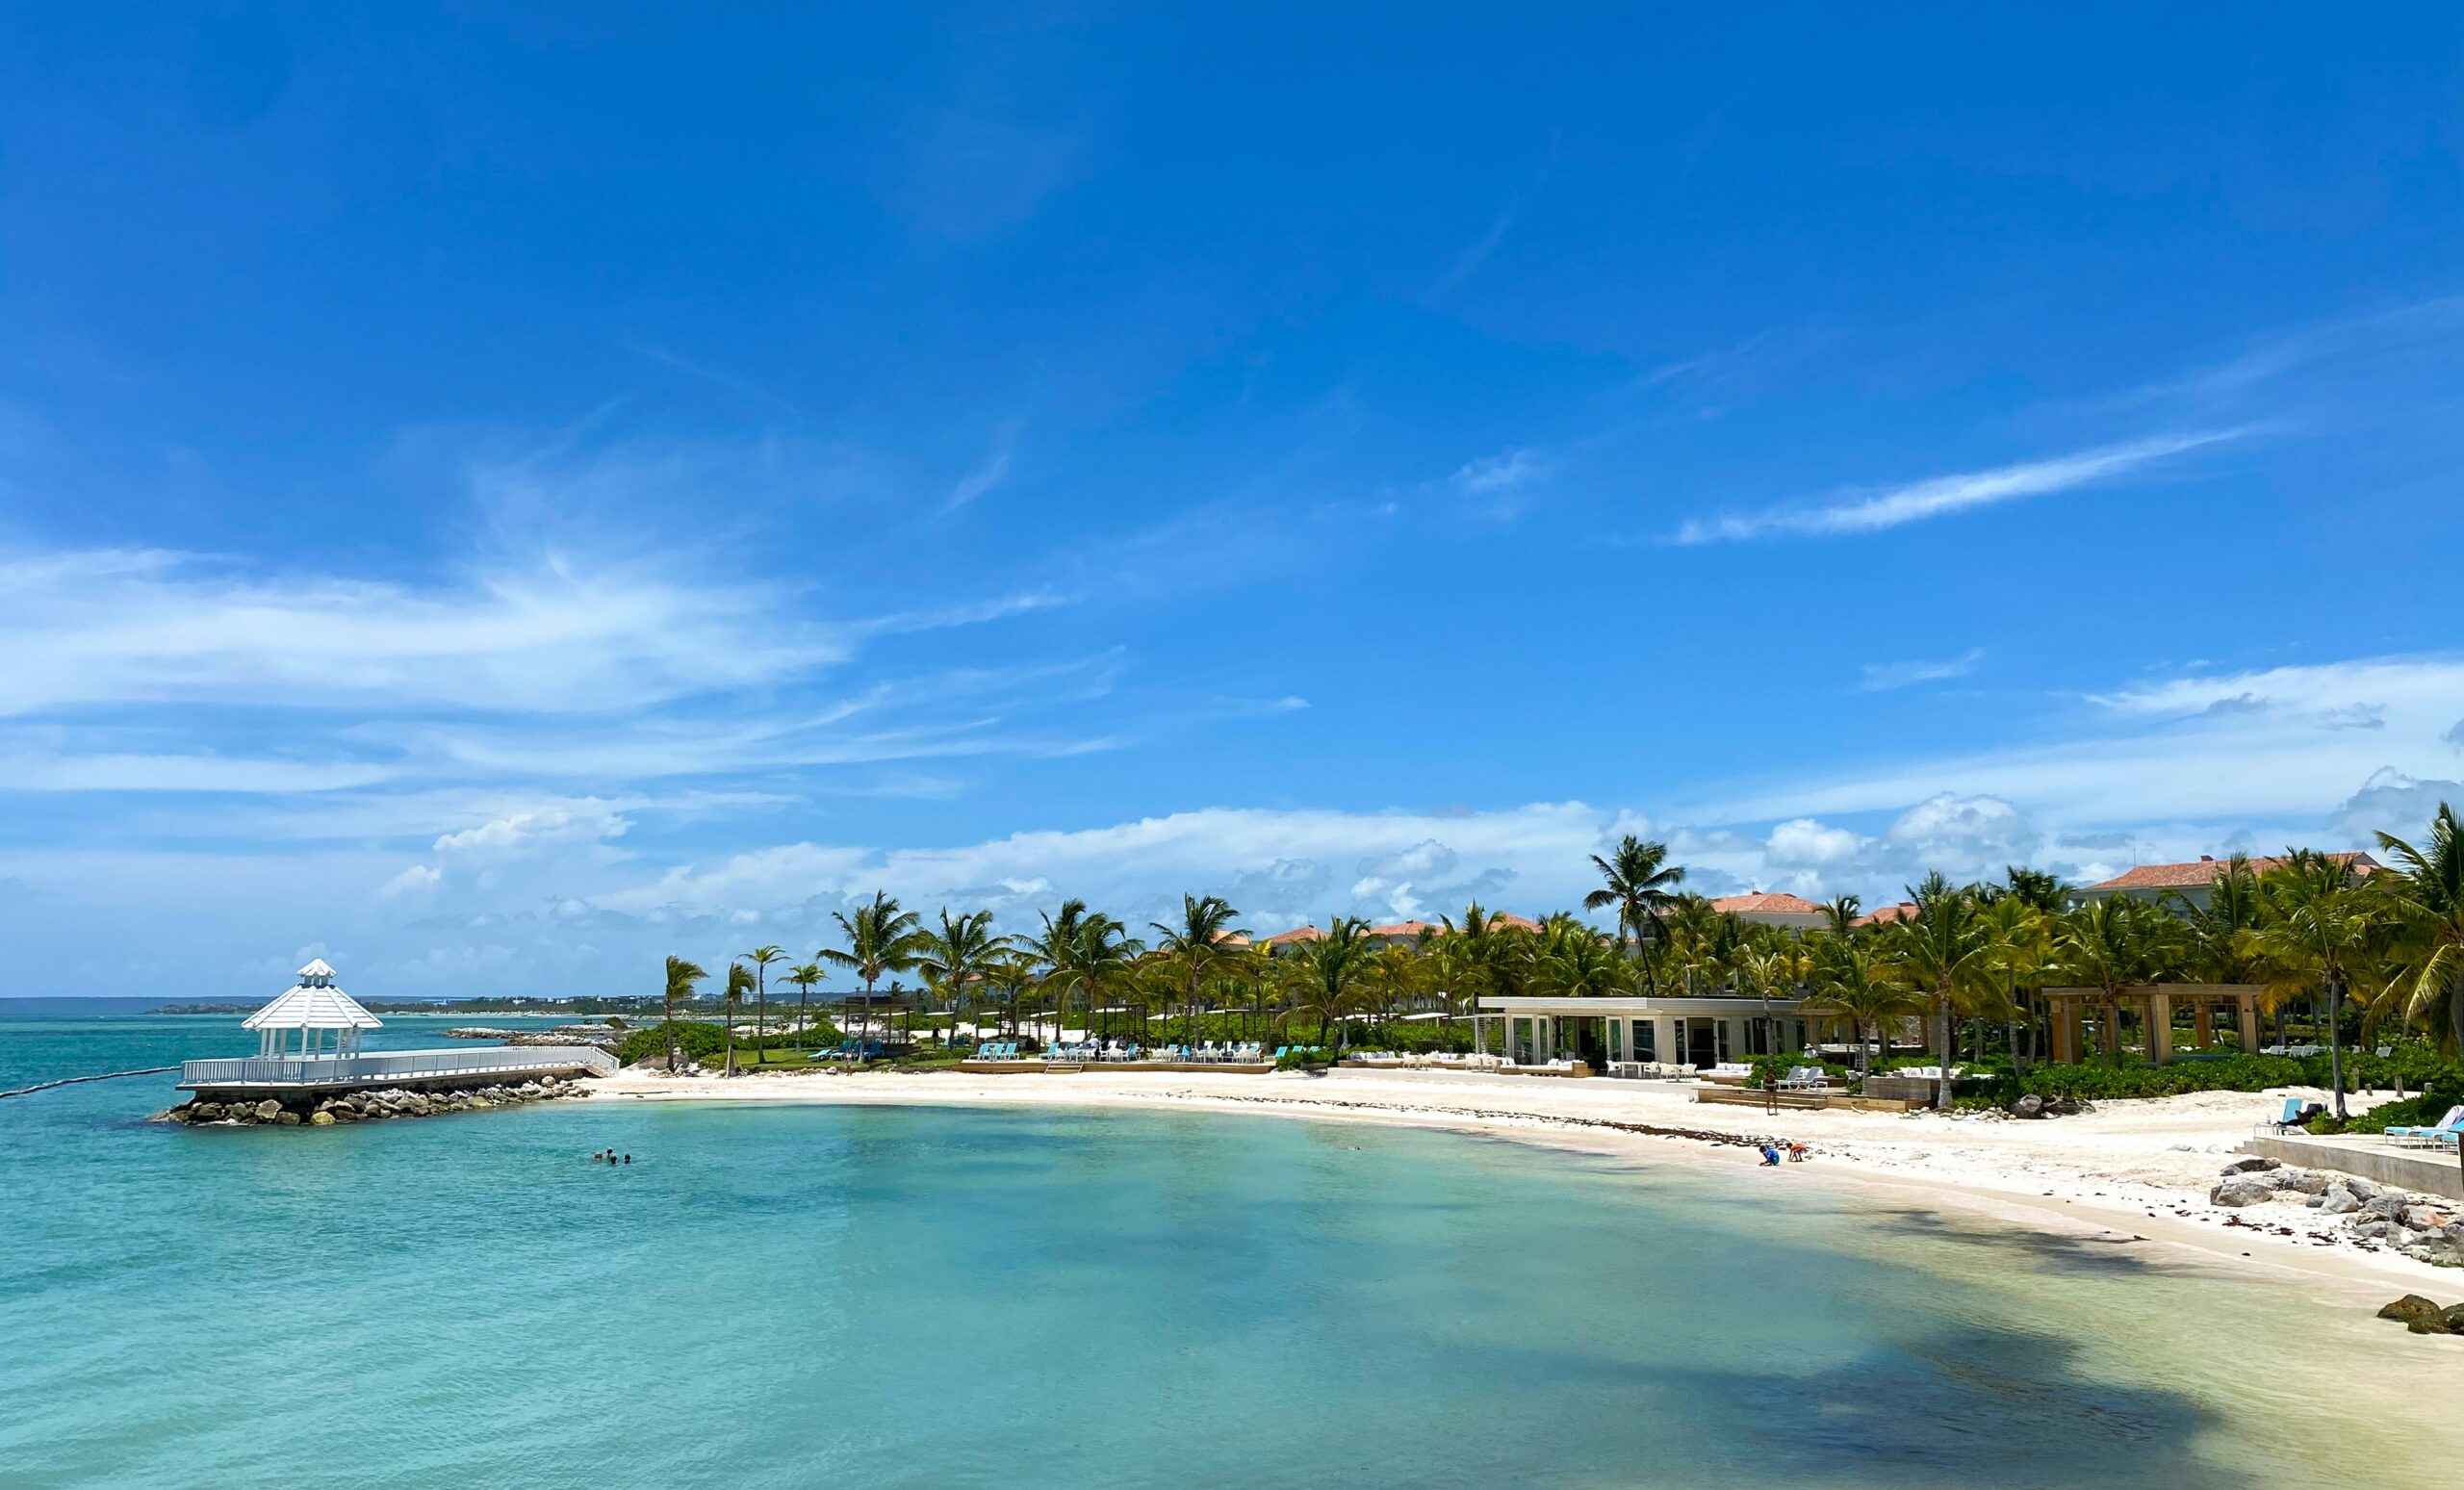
[580, 1066, 2464, 1309]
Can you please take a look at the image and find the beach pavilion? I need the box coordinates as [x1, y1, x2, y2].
[243, 958, 381, 1059]
[2040, 984, 2264, 1065]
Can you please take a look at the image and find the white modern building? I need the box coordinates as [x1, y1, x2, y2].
[1476, 994, 1813, 1069]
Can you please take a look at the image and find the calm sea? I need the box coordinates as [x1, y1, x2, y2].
[3, 1016, 2459, 1489]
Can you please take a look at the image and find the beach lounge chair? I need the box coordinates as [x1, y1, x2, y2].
[2257, 1097, 2310, 1137]
[2386, 1105, 2464, 1147]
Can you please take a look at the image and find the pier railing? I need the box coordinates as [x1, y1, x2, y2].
[180, 1044, 617, 1090]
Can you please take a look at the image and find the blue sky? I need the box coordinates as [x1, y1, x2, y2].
[6, 5, 2464, 998]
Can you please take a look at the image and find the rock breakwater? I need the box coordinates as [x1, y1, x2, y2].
[155, 1075, 588, 1127]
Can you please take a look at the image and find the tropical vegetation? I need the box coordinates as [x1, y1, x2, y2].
[646, 807, 2464, 1118]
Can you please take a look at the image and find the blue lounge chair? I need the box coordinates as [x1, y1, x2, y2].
[2387, 1105, 2464, 1147]
[2256, 1097, 2304, 1137]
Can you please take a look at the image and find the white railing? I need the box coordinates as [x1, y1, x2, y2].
[181, 1045, 616, 1088]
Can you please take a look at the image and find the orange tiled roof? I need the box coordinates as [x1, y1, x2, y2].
[2087, 851, 2378, 891]
[1707, 891, 1828, 916]
[1366, 919, 1439, 939]
[1263, 926, 1324, 946]
[1489, 912, 1542, 932]
[1853, 902, 1917, 927]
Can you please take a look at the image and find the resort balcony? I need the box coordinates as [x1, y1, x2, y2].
[178, 1044, 617, 1096]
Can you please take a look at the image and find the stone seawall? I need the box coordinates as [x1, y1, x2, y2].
[154, 1074, 589, 1127]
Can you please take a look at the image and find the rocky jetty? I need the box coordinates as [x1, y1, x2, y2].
[154, 1074, 588, 1127]
[445, 1024, 621, 1047]
[2208, 1159, 2464, 1268]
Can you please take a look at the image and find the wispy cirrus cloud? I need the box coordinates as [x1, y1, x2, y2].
[1858, 649, 1984, 692]
[1674, 428, 2244, 545]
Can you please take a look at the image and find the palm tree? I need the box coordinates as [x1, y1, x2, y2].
[1020, 899, 1091, 1045]
[2247, 852, 2391, 1118]
[721, 962, 754, 1074]
[2052, 894, 2182, 1063]
[915, 909, 1011, 1050]
[785, 961, 825, 1049]
[1583, 835, 1685, 988]
[1282, 916, 1373, 1051]
[1803, 938, 1922, 1076]
[2377, 803, 2464, 1056]
[1822, 894, 1863, 940]
[661, 955, 708, 1070]
[820, 891, 928, 1050]
[1890, 872, 1999, 1111]
[1981, 893, 2051, 1070]
[742, 944, 787, 1066]
[1150, 894, 1248, 1050]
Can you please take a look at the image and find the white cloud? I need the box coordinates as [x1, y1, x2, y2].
[432, 804, 631, 862]
[1858, 649, 1984, 692]
[1764, 817, 1865, 868]
[1451, 448, 1549, 517]
[0, 547, 837, 717]
[378, 862, 442, 897]
[942, 422, 1020, 513]
[1674, 429, 2242, 544]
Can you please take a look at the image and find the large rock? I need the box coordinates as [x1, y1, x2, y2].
[274, 1110, 302, 1126]
[2211, 1175, 2279, 1207]
[253, 1099, 282, 1121]
[192, 1102, 224, 1122]
[2362, 1193, 2412, 1220]
[2343, 1176, 2384, 1202]
[2377, 1295, 2451, 1332]
[2319, 1184, 2364, 1216]
[2220, 1156, 2278, 1174]
[2404, 1205, 2450, 1231]
[2272, 1169, 2330, 1195]
[308, 1110, 335, 1126]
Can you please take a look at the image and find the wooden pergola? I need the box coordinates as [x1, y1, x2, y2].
[2040, 983, 2263, 1066]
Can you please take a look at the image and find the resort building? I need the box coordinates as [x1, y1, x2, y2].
[1702, 891, 1830, 932]
[1853, 901, 1916, 929]
[2071, 851, 2380, 910]
[1476, 994, 1812, 1069]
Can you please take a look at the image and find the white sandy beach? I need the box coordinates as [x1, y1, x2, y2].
[583, 1064, 2464, 1307]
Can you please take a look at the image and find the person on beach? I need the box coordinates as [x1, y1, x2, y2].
[1759, 1143, 1782, 1167]
[1762, 1068, 1780, 1116]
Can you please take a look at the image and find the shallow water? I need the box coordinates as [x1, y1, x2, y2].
[4, 1017, 2460, 1488]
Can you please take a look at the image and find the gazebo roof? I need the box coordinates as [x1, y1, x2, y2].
[244, 960, 383, 1031]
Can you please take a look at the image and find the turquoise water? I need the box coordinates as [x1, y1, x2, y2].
[4, 1018, 2460, 1489]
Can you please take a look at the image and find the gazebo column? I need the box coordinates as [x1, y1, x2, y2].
[2237, 996, 2261, 1053]
[2192, 1000, 2213, 1049]
[2146, 992, 2174, 1066]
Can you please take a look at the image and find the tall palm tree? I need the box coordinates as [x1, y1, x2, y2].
[1981, 894, 2051, 1070]
[742, 944, 787, 1065]
[1891, 872, 1999, 1111]
[915, 909, 1011, 1050]
[2377, 803, 2464, 1056]
[1822, 894, 1863, 940]
[785, 961, 825, 1049]
[2247, 851, 2391, 1118]
[820, 891, 928, 1049]
[722, 962, 754, 1074]
[1803, 938, 1922, 1076]
[1150, 894, 1248, 1049]
[1583, 835, 1685, 988]
[1020, 899, 1091, 1044]
[1283, 916, 1373, 1051]
[662, 955, 708, 1070]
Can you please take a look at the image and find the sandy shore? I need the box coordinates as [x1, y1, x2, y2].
[583, 1065, 2462, 1303]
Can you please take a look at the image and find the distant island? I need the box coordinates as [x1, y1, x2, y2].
[149, 996, 665, 1017]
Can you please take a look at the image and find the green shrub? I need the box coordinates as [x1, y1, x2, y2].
[615, 1020, 841, 1066]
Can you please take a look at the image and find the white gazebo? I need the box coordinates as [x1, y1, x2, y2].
[242, 959, 381, 1060]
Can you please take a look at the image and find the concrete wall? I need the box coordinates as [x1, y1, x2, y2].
[2243, 1135, 2464, 1202]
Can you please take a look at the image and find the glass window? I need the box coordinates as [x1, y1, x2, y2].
[1636, 1019, 1656, 1062]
